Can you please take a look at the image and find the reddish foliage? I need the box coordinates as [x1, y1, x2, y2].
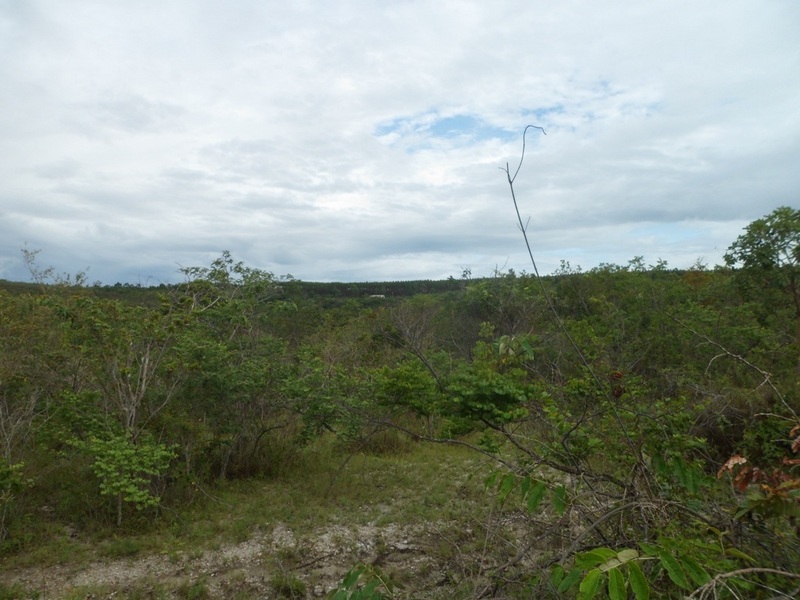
[608, 370, 625, 398]
[791, 424, 800, 454]
[718, 423, 800, 500]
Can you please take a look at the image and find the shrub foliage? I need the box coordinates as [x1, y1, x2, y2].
[1, 209, 799, 597]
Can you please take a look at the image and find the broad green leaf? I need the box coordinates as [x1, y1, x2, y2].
[578, 568, 603, 600]
[362, 580, 379, 596]
[575, 552, 600, 570]
[627, 561, 650, 600]
[498, 473, 515, 502]
[520, 338, 535, 358]
[607, 567, 626, 600]
[599, 548, 640, 572]
[671, 457, 701, 492]
[680, 555, 711, 586]
[527, 481, 547, 512]
[558, 567, 583, 593]
[576, 548, 617, 569]
[657, 550, 691, 590]
[549, 564, 565, 588]
[617, 548, 640, 564]
[485, 470, 499, 488]
[520, 476, 531, 498]
[342, 566, 364, 588]
[638, 542, 660, 557]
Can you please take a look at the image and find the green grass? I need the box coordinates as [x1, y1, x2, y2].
[0, 434, 488, 575]
[176, 577, 210, 599]
[269, 572, 307, 599]
[0, 582, 38, 600]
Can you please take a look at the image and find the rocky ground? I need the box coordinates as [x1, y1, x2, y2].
[1, 516, 518, 599]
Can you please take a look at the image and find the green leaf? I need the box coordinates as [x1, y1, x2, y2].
[657, 550, 691, 590]
[342, 566, 364, 589]
[652, 453, 667, 475]
[578, 568, 603, 600]
[616, 548, 640, 564]
[638, 542, 660, 557]
[527, 481, 547, 513]
[596, 548, 618, 560]
[724, 547, 756, 563]
[362, 580, 379, 596]
[549, 564, 565, 588]
[607, 567, 626, 600]
[520, 476, 531, 499]
[498, 473, 515, 503]
[598, 548, 639, 573]
[627, 561, 649, 600]
[704, 525, 726, 538]
[576, 548, 617, 569]
[598, 548, 640, 572]
[680, 555, 711, 586]
[520, 338, 535, 358]
[672, 457, 699, 492]
[558, 567, 583, 593]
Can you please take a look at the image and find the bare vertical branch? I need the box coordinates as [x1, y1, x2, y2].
[501, 126, 638, 451]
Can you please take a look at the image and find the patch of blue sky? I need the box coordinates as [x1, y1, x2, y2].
[521, 104, 565, 123]
[374, 116, 414, 138]
[427, 114, 512, 141]
[374, 112, 514, 149]
[517, 105, 573, 132]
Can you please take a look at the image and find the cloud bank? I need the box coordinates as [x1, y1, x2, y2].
[1, 1, 798, 284]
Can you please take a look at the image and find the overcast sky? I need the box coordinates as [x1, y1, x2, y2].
[1, 1, 798, 285]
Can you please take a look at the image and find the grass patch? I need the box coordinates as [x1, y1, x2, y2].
[63, 585, 114, 600]
[103, 535, 142, 558]
[0, 435, 488, 578]
[269, 572, 307, 599]
[0, 582, 38, 600]
[176, 577, 210, 599]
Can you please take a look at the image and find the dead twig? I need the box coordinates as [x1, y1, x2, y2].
[688, 567, 800, 600]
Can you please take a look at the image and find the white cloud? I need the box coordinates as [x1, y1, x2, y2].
[1, 0, 798, 284]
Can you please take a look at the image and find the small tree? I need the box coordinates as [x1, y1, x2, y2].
[724, 206, 800, 372]
[71, 433, 175, 526]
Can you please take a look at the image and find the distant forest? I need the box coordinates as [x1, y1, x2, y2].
[2, 264, 701, 304]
